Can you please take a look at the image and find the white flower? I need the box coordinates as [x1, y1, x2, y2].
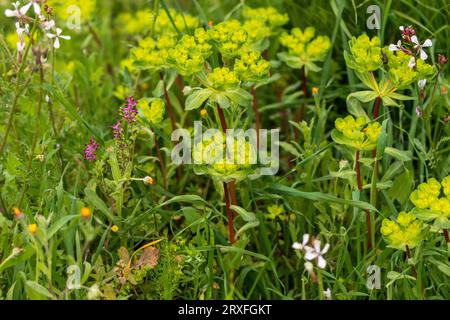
[15, 22, 29, 38]
[20, 0, 41, 16]
[408, 57, 416, 68]
[292, 234, 310, 251]
[4, 1, 21, 18]
[46, 28, 71, 49]
[411, 36, 432, 61]
[304, 261, 314, 273]
[42, 19, 55, 31]
[304, 239, 330, 269]
[388, 40, 402, 52]
[17, 41, 26, 53]
[418, 79, 427, 90]
[324, 288, 332, 300]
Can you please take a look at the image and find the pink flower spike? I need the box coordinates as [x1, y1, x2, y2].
[83, 137, 99, 161]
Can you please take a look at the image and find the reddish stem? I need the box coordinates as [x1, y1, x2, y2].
[405, 245, 417, 278]
[216, 104, 238, 244]
[356, 150, 373, 250]
[373, 96, 381, 119]
[160, 72, 177, 131]
[223, 182, 235, 244]
[356, 150, 363, 191]
[251, 85, 260, 149]
[444, 229, 450, 243]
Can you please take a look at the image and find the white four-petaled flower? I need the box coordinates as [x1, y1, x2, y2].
[292, 233, 309, 251]
[42, 19, 55, 31]
[4, 1, 22, 18]
[46, 28, 71, 49]
[304, 239, 330, 269]
[20, 0, 41, 16]
[418, 79, 427, 90]
[388, 40, 403, 52]
[411, 35, 432, 61]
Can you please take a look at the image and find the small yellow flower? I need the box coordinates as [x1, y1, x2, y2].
[28, 224, 38, 235]
[143, 176, 156, 186]
[200, 109, 208, 117]
[312, 87, 319, 95]
[111, 225, 119, 233]
[81, 207, 92, 219]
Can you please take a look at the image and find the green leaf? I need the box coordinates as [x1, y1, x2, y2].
[331, 130, 355, 148]
[347, 96, 369, 120]
[235, 220, 260, 239]
[278, 141, 301, 157]
[185, 89, 212, 110]
[381, 96, 400, 107]
[152, 79, 165, 98]
[84, 188, 115, 223]
[388, 92, 414, 101]
[384, 147, 413, 162]
[376, 119, 389, 160]
[26, 281, 53, 300]
[270, 184, 378, 212]
[277, 52, 304, 69]
[213, 92, 230, 109]
[224, 88, 252, 107]
[347, 90, 378, 103]
[157, 195, 207, 208]
[230, 205, 256, 222]
[305, 62, 321, 73]
[46, 215, 79, 240]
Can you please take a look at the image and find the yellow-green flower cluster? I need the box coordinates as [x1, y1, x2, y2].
[410, 177, 450, 225]
[382, 49, 435, 88]
[345, 34, 382, 72]
[138, 98, 165, 126]
[193, 132, 257, 180]
[381, 212, 424, 250]
[279, 27, 331, 63]
[242, 6, 289, 29]
[167, 29, 212, 76]
[48, 0, 97, 23]
[333, 116, 381, 150]
[234, 51, 271, 82]
[116, 10, 153, 35]
[131, 34, 176, 71]
[267, 204, 286, 220]
[207, 20, 248, 58]
[242, 19, 271, 46]
[207, 67, 240, 90]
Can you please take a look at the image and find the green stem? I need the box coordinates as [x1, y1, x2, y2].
[17, 62, 44, 208]
[0, 22, 38, 155]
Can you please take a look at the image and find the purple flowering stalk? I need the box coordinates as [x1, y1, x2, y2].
[120, 96, 138, 123]
[111, 120, 123, 139]
[83, 137, 99, 161]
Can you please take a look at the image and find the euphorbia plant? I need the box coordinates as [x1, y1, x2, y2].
[332, 115, 382, 249]
[381, 211, 425, 277]
[278, 27, 331, 123]
[185, 66, 252, 244]
[409, 177, 450, 243]
[344, 32, 435, 115]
